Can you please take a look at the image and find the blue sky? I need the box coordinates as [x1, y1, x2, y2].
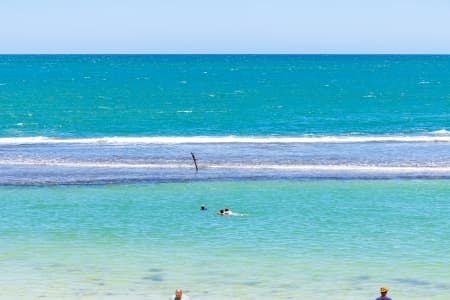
[0, 0, 449, 54]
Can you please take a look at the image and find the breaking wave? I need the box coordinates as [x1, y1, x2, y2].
[1, 133, 450, 145]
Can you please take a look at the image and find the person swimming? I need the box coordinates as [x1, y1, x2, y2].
[200, 204, 207, 211]
[217, 208, 247, 216]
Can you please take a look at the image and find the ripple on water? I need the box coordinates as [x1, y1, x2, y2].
[148, 268, 163, 272]
[351, 274, 371, 282]
[142, 274, 164, 282]
[392, 278, 431, 286]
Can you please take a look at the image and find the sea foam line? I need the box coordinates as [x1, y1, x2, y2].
[0, 160, 191, 169]
[0, 134, 450, 145]
[1, 160, 450, 173]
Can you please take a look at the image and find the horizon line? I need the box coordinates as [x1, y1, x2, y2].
[1, 52, 450, 56]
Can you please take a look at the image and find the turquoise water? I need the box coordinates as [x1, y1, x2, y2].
[1, 55, 449, 137]
[1, 55, 450, 299]
[0, 180, 449, 299]
[2, 55, 450, 183]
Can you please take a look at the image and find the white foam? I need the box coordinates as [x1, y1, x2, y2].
[431, 129, 450, 135]
[1, 159, 450, 174]
[0, 159, 192, 169]
[1, 135, 450, 145]
[418, 80, 431, 85]
[208, 164, 450, 173]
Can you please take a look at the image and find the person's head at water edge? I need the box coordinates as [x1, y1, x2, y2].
[170, 288, 189, 300]
[377, 287, 392, 300]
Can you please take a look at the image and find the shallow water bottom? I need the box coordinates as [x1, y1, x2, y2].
[0, 180, 449, 299]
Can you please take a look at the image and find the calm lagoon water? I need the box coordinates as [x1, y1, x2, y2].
[0, 180, 449, 300]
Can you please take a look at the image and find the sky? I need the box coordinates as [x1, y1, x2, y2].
[0, 0, 449, 54]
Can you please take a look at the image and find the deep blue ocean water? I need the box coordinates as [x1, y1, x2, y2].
[1, 55, 449, 137]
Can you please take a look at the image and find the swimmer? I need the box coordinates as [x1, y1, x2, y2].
[200, 204, 207, 211]
[225, 208, 247, 216]
[170, 289, 189, 300]
[217, 208, 247, 216]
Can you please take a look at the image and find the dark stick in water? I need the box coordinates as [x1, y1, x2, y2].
[191, 152, 198, 172]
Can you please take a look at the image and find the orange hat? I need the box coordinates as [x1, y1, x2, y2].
[380, 287, 389, 293]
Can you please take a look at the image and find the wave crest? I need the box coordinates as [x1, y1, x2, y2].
[1, 134, 450, 145]
[431, 129, 450, 135]
[2, 159, 450, 173]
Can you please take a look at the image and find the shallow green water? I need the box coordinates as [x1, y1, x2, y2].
[0, 180, 449, 299]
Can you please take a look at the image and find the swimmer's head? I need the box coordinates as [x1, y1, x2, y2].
[200, 204, 206, 210]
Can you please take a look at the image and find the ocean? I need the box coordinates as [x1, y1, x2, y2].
[0, 55, 449, 299]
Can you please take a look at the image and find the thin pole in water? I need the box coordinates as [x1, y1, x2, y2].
[191, 152, 198, 172]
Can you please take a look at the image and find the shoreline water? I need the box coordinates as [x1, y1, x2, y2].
[1, 179, 449, 300]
